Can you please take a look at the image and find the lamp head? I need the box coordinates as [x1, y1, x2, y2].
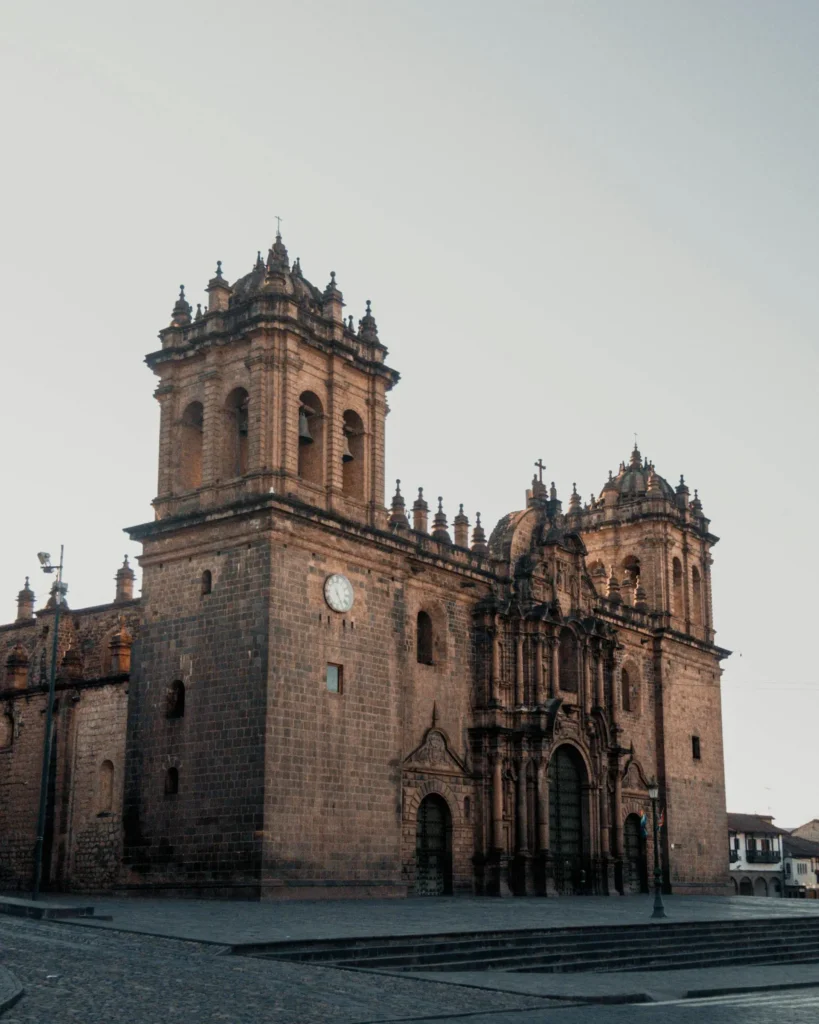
[37, 552, 52, 570]
[648, 782, 659, 801]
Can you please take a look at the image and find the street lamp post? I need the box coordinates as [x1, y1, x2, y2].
[31, 546, 65, 901]
[648, 780, 666, 919]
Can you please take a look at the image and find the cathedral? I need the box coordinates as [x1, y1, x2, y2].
[0, 230, 730, 898]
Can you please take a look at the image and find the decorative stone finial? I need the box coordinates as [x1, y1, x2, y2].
[432, 497, 452, 544]
[359, 299, 379, 342]
[389, 479, 410, 531]
[170, 284, 192, 327]
[471, 512, 488, 555]
[412, 487, 429, 534]
[606, 566, 622, 605]
[16, 577, 35, 623]
[115, 555, 136, 604]
[453, 504, 469, 548]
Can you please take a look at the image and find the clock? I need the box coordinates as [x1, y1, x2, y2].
[324, 573, 354, 613]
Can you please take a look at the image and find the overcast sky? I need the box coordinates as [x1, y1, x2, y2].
[1, 1, 817, 826]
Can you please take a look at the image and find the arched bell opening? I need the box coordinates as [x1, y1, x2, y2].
[341, 409, 365, 500]
[414, 794, 453, 896]
[298, 391, 325, 485]
[691, 565, 703, 626]
[223, 387, 249, 479]
[548, 744, 590, 894]
[672, 556, 684, 618]
[622, 813, 649, 894]
[179, 401, 204, 491]
[623, 555, 641, 582]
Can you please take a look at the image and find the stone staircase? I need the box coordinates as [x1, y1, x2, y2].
[235, 917, 819, 974]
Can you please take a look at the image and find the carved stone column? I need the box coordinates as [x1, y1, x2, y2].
[489, 621, 501, 707]
[512, 743, 533, 894]
[492, 750, 504, 851]
[534, 634, 545, 707]
[535, 758, 555, 896]
[515, 633, 525, 708]
[549, 636, 560, 698]
[486, 747, 511, 897]
[595, 649, 605, 710]
[583, 642, 592, 716]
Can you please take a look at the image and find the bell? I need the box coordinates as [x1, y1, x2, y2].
[298, 408, 313, 445]
[342, 432, 354, 463]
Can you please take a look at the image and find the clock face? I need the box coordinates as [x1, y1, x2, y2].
[324, 573, 354, 613]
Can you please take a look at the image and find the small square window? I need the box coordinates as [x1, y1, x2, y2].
[326, 664, 343, 694]
[692, 735, 701, 760]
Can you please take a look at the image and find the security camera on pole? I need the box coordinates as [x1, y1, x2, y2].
[31, 546, 66, 900]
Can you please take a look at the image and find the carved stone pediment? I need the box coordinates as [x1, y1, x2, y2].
[622, 755, 650, 792]
[404, 728, 467, 774]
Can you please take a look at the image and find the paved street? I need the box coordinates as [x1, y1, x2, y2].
[0, 916, 550, 1024]
[404, 989, 819, 1023]
[3, 899, 819, 1022]
[32, 893, 819, 945]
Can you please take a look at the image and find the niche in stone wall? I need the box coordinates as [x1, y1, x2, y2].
[98, 760, 114, 814]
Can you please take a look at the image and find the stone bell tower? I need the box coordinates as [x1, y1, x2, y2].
[149, 231, 398, 527]
[123, 228, 401, 896]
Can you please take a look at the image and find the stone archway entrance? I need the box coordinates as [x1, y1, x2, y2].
[549, 745, 588, 895]
[623, 813, 649, 894]
[415, 794, 452, 896]
[740, 877, 753, 895]
[754, 876, 768, 897]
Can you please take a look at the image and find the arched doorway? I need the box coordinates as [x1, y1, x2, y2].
[754, 876, 768, 897]
[770, 877, 782, 897]
[549, 745, 588, 894]
[623, 813, 649, 894]
[739, 877, 753, 896]
[415, 795, 452, 896]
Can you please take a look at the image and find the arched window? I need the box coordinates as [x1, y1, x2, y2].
[201, 569, 212, 596]
[224, 387, 249, 478]
[99, 760, 114, 813]
[691, 566, 703, 625]
[341, 410, 365, 500]
[558, 628, 578, 693]
[623, 555, 641, 582]
[417, 611, 434, 665]
[179, 401, 204, 491]
[0, 714, 12, 748]
[298, 391, 325, 485]
[167, 680, 185, 719]
[164, 766, 179, 795]
[672, 557, 683, 618]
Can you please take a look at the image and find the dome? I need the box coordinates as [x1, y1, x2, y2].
[599, 446, 675, 503]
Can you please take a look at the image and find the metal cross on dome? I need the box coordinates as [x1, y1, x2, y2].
[534, 458, 546, 483]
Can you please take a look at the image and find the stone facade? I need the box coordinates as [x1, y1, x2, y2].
[0, 230, 731, 898]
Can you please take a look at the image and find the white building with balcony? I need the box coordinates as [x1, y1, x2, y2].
[728, 813, 786, 897]
[783, 835, 819, 898]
